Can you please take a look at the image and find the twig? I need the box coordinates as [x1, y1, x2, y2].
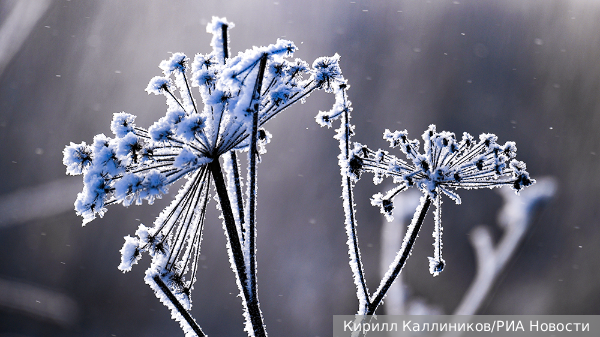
[368, 195, 432, 315]
[379, 189, 422, 315]
[454, 177, 556, 316]
[339, 108, 370, 314]
[244, 53, 269, 337]
[440, 177, 556, 337]
[152, 275, 205, 337]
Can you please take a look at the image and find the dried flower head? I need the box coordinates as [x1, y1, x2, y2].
[352, 124, 534, 275]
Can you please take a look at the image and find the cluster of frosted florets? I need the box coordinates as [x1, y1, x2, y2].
[349, 125, 534, 219]
[63, 18, 347, 226]
[63, 17, 349, 317]
[344, 124, 534, 276]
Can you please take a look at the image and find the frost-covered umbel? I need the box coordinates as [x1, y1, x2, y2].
[63, 17, 348, 337]
[349, 125, 534, 276]
[317, 92, 534, 318]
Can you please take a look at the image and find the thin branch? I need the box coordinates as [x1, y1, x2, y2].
[379, 189, 422, 315]
[225, 151, 246, 240]
[244, 53, 268, 337]
[339, 109, 370, 314]
[368, 194, 432, 315]
[152, 275, 205, 337]
[220, 24, 246, 242]
[453, 177, 557, 316]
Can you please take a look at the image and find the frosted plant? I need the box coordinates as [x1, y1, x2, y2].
[63, 17, 348, 337]
[318, 102, 535, 318]
[361, 125, 534, 275]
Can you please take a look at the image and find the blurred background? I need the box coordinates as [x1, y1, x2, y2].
[1, 0, 599, 336]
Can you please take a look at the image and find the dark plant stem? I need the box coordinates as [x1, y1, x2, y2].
[214, 25, 267, 337]
[246, 54, 268, 304]
[221, 24, 229, 60]
[220, 23, 245, 241]
[209, 159, 267, 337]
[152, 275, 205, 337]
[367, 195, 432, 315]
[228, 151, 246, 240]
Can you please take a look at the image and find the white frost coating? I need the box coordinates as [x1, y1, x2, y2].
[159, 52, 187, 76]
[144, 253, 199, 337]
[330, 100, 369, 314]
[145, 76, 171, 95]
[139, 170, 167, 205]
[256, 128, 271, 155]
[113, 173, 144, 206]
[216, 200, 255, 337]
[176, 113, 205, 141]
[428, 193, 445, 276]
[148, 116, 174, 142]
[312, 54, 343, 92]
[206, 16, 234, 65]
[221, 151, 244, 234]
[111, 112, 136, 138]
[173, 147, 198, 168]
[174, 147, 213, 169]
[118, 235, 141, 272]
[115, 132, 140, 164]
[62, 142, 92, 175]
[373, 194, 429, 302]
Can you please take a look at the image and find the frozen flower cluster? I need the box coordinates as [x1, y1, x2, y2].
[63, 17, 348, 336]
[64, 34, 345, 226]
[345, 124, 534, 275]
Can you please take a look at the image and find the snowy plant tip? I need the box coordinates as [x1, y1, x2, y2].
[353, 125, 534, 276]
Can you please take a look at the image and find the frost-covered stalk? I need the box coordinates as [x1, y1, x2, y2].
[209, 160, 265, 337]
[153, 275, 205, 337]
[339, 106, 370, 314]
[243, 54, 268, 337]
[368, 194, 431, 315]
[63, 16, 350, 337]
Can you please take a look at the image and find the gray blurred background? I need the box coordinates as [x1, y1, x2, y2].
[1, 0, 599, 336]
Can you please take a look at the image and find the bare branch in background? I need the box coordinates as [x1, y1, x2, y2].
[453, 177, 557, 315]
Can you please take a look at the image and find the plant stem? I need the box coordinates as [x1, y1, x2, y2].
[367, 195, 432, 315]
[152, 275, 205, 337]
[227, 151, 246, 240]
[221, 24, 229, 61]
[219, 22, 245, 241]
[340, 108, 370, 313]
[246, 53, 268, 297]
[209, 159, 267, 337]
